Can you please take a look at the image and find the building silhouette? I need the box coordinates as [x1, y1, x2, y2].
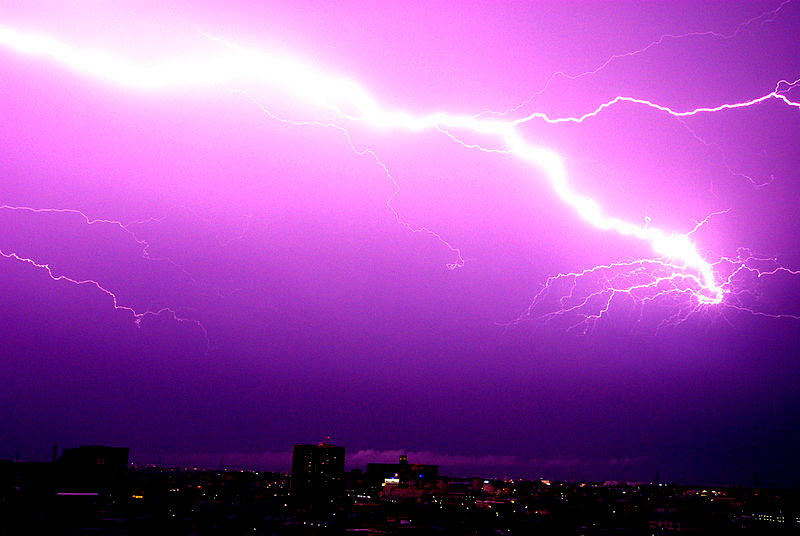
[366, 453, 438, 488]
[57, 445, 129, 500]
[291, 443, 344, 499]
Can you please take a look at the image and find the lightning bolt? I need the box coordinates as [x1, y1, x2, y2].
[0, 17, 797, 332]
[0, 203, 250, 349]
[482, 0, 796, 119]
[0, 247, 210, 347]
[0, 203, 251, 294]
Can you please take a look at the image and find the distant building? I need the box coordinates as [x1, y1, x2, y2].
[366, 454, 438, 488]
[291, 443, 345, 498]
[57, 445, 129, 498]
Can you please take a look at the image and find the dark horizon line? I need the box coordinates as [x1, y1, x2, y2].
[6, 457, 785, 491]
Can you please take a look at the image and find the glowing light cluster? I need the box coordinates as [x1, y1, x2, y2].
[0, 21, 798, 330]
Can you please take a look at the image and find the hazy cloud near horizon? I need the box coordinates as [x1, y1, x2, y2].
[136, 449, 648, 480]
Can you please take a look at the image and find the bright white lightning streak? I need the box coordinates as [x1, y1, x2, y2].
[1, 26, 797, 308]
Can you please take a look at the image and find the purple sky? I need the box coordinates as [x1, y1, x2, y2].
[1, 1, 799, 485]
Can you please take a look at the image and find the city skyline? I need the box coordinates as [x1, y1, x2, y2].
[8, 443, 793, 533]
[2, 0, 799, 490]
[1, 441, 765, 489]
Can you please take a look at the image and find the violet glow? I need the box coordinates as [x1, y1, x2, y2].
[2, 20, 797, 327]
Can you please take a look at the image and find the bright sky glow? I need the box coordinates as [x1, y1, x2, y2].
[2, 25, 781, 308]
